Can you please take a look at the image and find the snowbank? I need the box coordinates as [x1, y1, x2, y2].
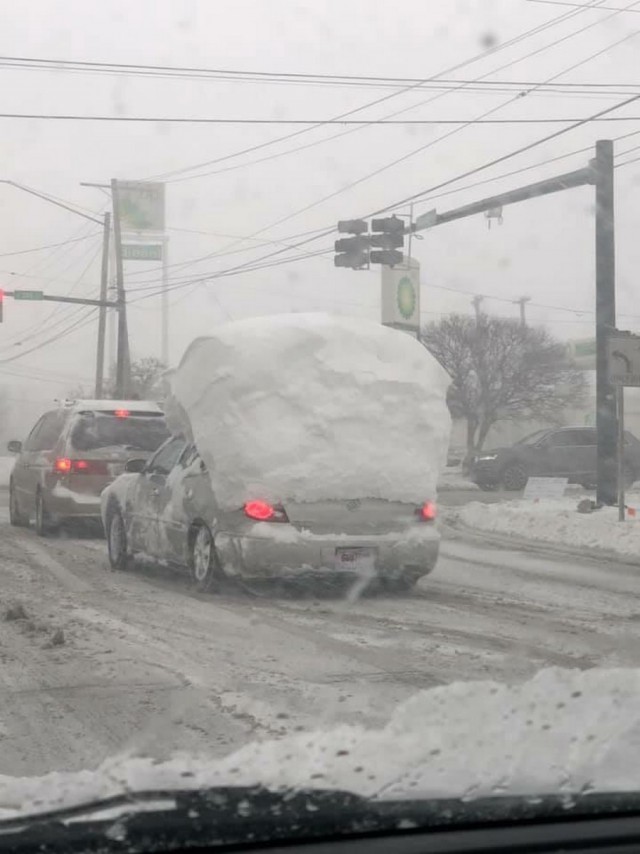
[459, 498, 640, 559]
[0, 457, 14, 489]
[165, 314, 451, 509]
[3, 667, 640, 817]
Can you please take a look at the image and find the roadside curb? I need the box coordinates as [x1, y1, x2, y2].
[442, 514, 640, 569]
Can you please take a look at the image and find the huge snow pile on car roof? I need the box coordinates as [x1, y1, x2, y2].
[165, 313, 450, 509]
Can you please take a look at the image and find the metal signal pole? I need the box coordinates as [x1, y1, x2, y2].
[111, 179, 131, 399]
[94, 211, 111, 398]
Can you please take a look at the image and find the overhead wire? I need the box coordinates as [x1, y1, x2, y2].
[149, 0, 605, 183]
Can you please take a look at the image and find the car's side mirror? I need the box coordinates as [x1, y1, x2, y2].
[125, 458, 146, 474]
[7, 440, 22, 454]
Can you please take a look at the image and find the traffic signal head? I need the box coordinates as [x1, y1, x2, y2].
[337, 219, 368, 235]
[334, 234, 369, 269]
[370, 249, 403, 267]
[371, 215, 405, 235]
[0, 288, 4, 323]
[369, 233, 403, 249]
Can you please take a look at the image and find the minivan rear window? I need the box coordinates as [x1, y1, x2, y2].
[70, 412, 170, 452]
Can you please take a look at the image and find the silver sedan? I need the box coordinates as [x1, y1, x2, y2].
[101, 436, 440, 592]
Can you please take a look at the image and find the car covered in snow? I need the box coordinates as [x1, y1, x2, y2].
[8, 399, 169, 534]
[101, 314, 451, 591]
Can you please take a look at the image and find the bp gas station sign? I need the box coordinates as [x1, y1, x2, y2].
[381, 257, 420, 336]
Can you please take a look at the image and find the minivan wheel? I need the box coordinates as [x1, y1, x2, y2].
[9, 482, 28, 527]
[501, 464, 528, 492]
[189, 525, 220, 593]
[35, 491, 57, 537]
[107, 508, 130, 571]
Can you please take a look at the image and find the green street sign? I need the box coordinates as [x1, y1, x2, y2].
[14, 290, 44, 300]
[122, 243, 162, 261]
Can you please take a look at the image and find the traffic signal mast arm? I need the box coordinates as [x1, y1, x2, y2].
[409, 165, 594, 234]
[2, 290, 119, 308]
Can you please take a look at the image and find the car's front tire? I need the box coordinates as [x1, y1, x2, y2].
[9, 481, 29, 527]
[189, 524, 221, 593]
[35, 490, 57, 537]
[106, 507, 130, 571]
[501, 464, 528, 492]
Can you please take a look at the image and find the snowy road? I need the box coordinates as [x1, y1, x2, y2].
[1, 492, 639, 779]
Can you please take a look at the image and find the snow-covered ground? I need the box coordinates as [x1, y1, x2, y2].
[0, 456, 14, 489]
[3, 666, 640, 817]
[459, 497, 640, 560]
[438, 466, 479, 492]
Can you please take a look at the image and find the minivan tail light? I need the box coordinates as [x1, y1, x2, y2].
[419, 501, 437, 521]
[54, 458, 108, 476]
[114, 409, 130, 418]
[243, 500, 288, 523]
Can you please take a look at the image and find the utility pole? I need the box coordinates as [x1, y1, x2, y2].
[111, 179, 131, 399]
[515, 296, 531, 328]
[161, 235, 169, 365]
[94, 211, 111, 398]
[594, 139, 617, 506]
[471, 295, 484, 321]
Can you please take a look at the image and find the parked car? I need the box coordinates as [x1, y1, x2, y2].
[8, 399, 169, 534]
[101, 436, 440, 592]
[469, 426, 640, 491]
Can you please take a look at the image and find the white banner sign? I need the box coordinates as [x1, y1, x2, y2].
[381, 256, 420, 335]
[523, 476, 568, 501]
[116, 181, 165, 232]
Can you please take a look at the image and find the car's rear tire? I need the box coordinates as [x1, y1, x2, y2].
[106, 508, 130, 571]
[189, 524, 220, 593]
[9, 481, 29, 527]
[501, 464, 528, 492]
[35, 490, 57, 537]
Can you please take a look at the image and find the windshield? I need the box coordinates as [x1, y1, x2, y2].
[2, 0, 640, 841]
[70, 413, 170, 452]
[515, 429, 551, 446]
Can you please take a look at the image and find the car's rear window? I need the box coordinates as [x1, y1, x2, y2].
[69, 412, 170, 453]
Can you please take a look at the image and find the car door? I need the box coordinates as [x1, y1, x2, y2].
[535, 429, 591, 478]
[128, 437, 186, 558]
[16, 411, 67, 515]
[154, 444, 213, 566]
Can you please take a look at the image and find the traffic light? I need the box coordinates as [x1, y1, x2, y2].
[337, 219, 368, 235]
[0, 289, 4, 323]
[335, 221, 370, 269]
[369, 215, 405, 267]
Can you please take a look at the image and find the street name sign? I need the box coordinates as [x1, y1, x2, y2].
[13, 290, 44, 300]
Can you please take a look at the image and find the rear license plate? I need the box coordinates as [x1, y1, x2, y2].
[335, 547, 376, 573]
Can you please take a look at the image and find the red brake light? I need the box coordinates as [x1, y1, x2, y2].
[54, 458, 108, 475]
[243, 500, 289, 523]
[419, 501, 437, 521]
[244, 500, 275, 521]
[114, 409, 130, 418]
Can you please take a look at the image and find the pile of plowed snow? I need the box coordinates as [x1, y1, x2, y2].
[164, 314, 451, 509]
[3, 667, 640, 816]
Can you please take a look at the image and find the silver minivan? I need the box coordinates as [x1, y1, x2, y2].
[9, 400, 169, 534]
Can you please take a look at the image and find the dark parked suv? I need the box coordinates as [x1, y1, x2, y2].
[470, 426, 640, 491]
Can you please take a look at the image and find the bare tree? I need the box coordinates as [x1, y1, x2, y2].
[68, 357, 167, 401]
[421, 314, 587, 460]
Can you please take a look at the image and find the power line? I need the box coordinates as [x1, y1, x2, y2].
[151, 0, 602, 183]
[528, 0, 640, 10]
[5, 112, 640, 124]
[0, 308, 97, 364]
[0, 232, 99, 258]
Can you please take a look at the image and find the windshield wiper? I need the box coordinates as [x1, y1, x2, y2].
[5, 787, 640, 852]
